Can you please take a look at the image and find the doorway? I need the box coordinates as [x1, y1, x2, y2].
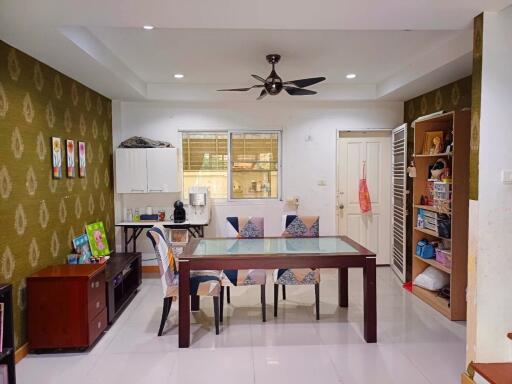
[336, 130, 392, 265]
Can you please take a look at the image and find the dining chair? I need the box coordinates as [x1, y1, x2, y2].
[146, 225, 221, 335]
[273, 215, 321, 320]
[221, 216, 267, 322]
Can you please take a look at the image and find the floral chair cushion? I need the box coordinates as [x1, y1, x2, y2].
[147, 225, 220, 297]
[222, 216, 267, 287]
[273, 268, 321, 285]
[226, 216, 264, 238]
[274, 215, 320, 286]
[282, 215, 319, 237]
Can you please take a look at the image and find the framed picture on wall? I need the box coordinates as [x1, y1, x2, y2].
[51, 137, 62, 179]
[78, 141, 86, 178]
[66, 139, 75, 178]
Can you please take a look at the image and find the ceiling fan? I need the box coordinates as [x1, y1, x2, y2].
[217, 54, 326, 100]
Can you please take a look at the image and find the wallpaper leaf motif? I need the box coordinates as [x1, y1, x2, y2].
[26, 166, 37, 195]
[7, 50, 20, 81]
[22, 93, 34, 123]
[0, 41, 114, 348]
[39, 200, 49, 228]
[0, 82, 8, 117]
[11, 127, 24, 159]
[0, 166, 12, 198]
[33, 63, 44, 92]
[45, 100, 55, 128]
[1, 247, 15, 280]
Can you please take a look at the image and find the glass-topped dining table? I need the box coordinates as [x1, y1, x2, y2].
[178, 236, 376, 348]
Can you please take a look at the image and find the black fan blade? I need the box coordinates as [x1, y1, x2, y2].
[256, 89, 267, 100]
[217, 85, 263, 92]
[284, 77, 326, 88]
[252, 74, 266, 83]
[284, 86, 317, 96]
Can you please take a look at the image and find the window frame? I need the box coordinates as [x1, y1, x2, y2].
[179, 130, 282, 202]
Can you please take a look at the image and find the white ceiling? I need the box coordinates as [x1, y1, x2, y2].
[88, 28, 460, 84]
[1, 0, 511, 102]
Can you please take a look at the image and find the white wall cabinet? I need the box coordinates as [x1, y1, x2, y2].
[115, 148, 179, 193]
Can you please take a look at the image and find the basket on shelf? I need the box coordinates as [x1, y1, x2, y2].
[435, 248, 452, 268]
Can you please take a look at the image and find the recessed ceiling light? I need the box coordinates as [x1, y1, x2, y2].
[143, 25, 154, 30]
[174, 73, 184, 79]
[346, 73, 357, 79]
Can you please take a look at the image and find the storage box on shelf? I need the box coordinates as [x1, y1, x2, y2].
[411, 111, 470, 321]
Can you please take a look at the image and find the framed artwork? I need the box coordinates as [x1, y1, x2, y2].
[78, 141, 86, 178]
[85, 221, 111, 257]
[422, 131, 444, 155]
[51, 137, 62, 179]
[66, 139, 75, 178]
[72, 234, 92, 264]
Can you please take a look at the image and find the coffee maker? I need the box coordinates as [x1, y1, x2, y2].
[173, 200, 186, 223]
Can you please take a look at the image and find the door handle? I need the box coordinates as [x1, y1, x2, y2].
[338, 203, 344, 210]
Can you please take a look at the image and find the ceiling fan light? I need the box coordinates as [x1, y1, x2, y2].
[346, 73, 357, 79]
[143, 25, 154, 30]
[174, 73, 184, 79]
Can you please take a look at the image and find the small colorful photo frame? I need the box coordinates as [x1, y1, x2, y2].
[51, 137, 62, 179]
[86, 221, 111, 257]
[78, 141, 86, 178]
[72, 233, 92, 264]
[66, 139, 75, 178]
[422, 131, 445, 155]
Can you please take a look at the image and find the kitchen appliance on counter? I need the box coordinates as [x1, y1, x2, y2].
[173, 200, 186, 223]
[186, 186, 210, 224]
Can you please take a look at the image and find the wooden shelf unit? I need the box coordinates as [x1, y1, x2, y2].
[411, 110, 470, 321]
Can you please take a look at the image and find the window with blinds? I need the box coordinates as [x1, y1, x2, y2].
[181, 131, 280, 200]
[230, 132, 280, 199]
[182, 133, 228, 199]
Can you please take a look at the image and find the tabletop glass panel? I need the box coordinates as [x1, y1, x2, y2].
[192, 237, 358, 256]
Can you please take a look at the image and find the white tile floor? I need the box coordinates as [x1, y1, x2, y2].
[17, 268, 466, 384]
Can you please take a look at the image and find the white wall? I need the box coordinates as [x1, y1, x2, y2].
[472, 6, 512, 362]
[112, 100, 403, 262]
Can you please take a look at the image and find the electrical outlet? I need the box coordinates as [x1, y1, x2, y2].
[501, 170, 512, 184]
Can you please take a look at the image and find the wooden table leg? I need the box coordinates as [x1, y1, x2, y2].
[178, 260, 191, 348]
[338, 267, 348, 307]
[124, 227, 128, 253]
[363, 257, 377, 343]
[191, 295, 200, 311]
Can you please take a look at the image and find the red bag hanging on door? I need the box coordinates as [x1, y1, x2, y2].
[359, 161, 372, 213]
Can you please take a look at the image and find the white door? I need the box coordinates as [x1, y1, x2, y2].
[391, 124, 407, 282]
[115, 148, 147, 193]
[147, 148, 180, 193]
[337, 131, 392, 265]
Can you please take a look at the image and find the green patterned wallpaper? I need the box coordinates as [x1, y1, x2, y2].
[470, 13, 483, 201]
[0, 40, 114, 348]
[404, 76, 472, 126]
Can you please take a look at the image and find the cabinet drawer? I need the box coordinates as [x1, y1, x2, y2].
[88, 272, 106, 319]
[88, 308, 107, 346]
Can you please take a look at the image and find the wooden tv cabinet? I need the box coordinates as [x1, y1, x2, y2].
[105, 252, 142, 324]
